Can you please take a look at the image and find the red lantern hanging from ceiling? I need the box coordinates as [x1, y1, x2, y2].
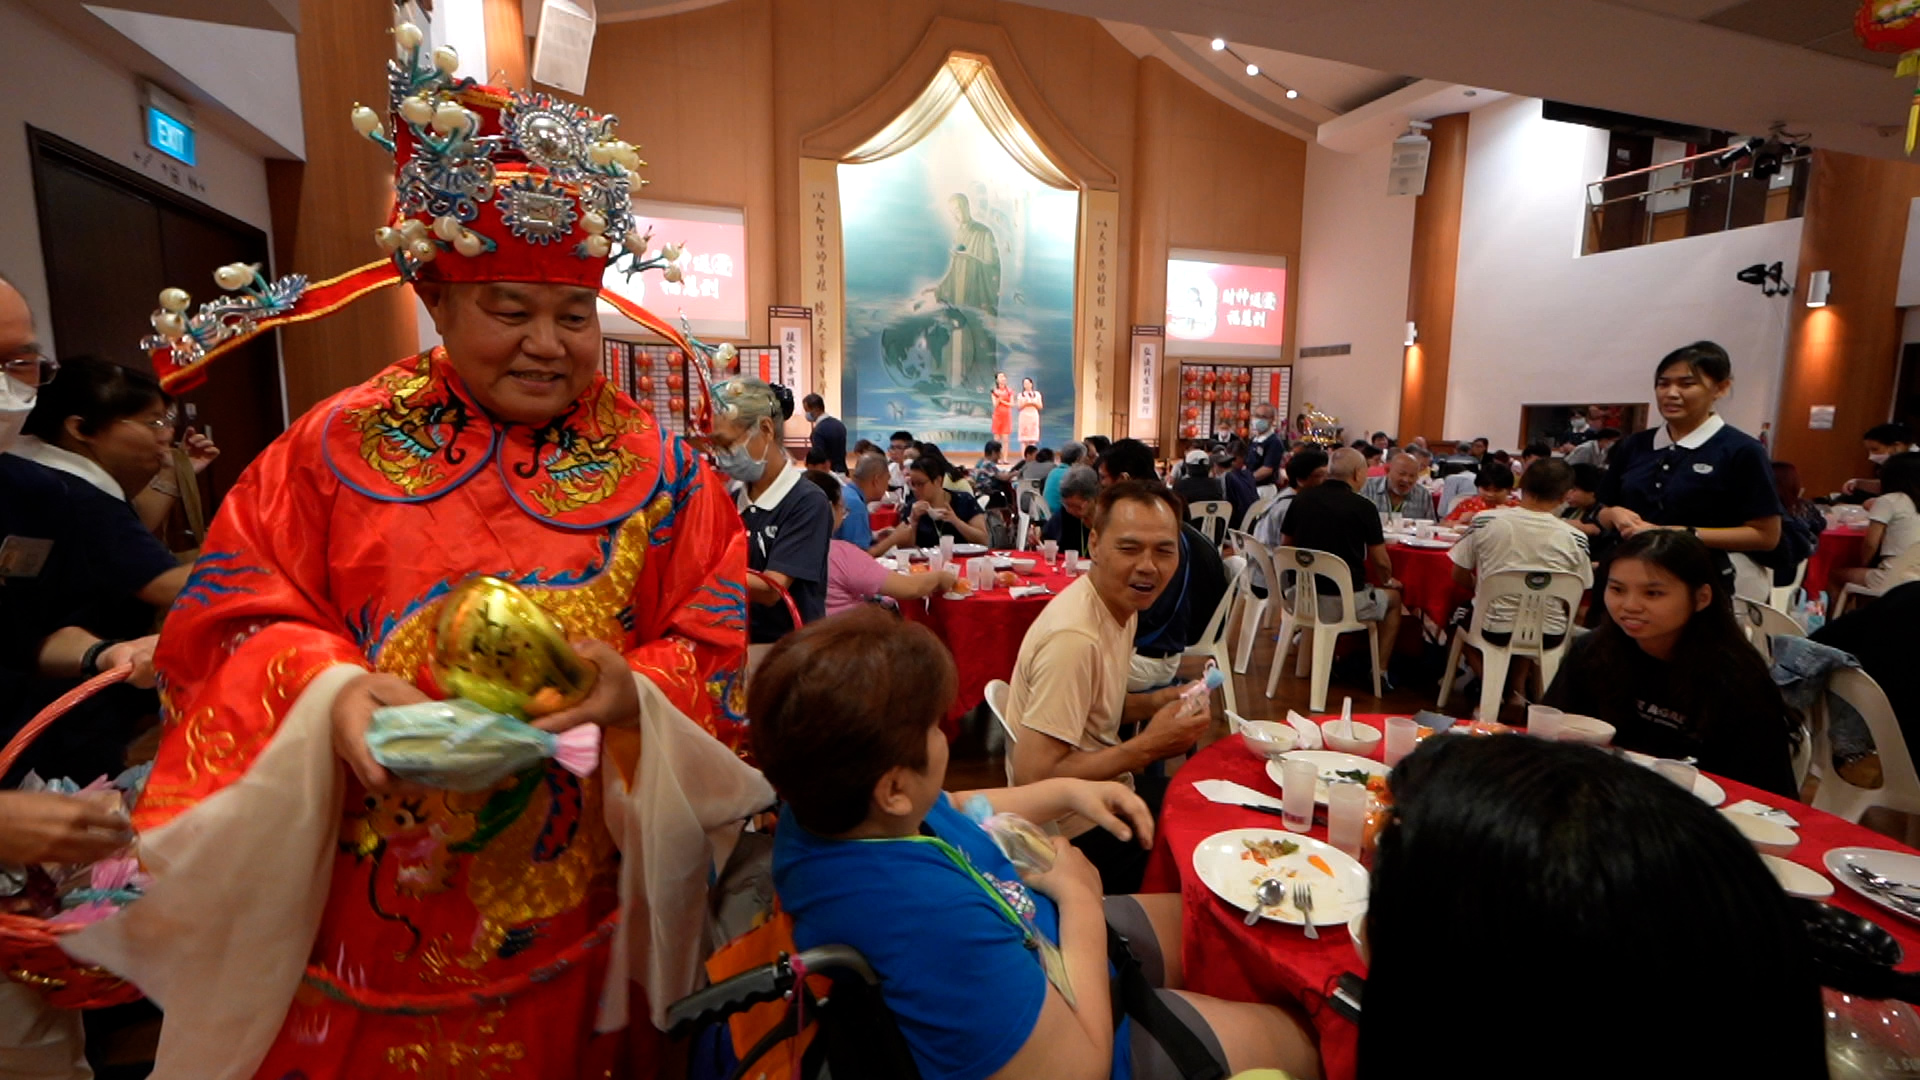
[638, 374, 654, 395]
[668, 395, 685, 416]
[1858, 0, 1920, 151]
[1183, 368, 1199, 383]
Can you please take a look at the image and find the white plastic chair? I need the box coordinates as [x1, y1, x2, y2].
[1178, 560, 1244, 721]
[1769, 558, 1808, 614]
[985, 678, 1016, 785]
[1436, 570, 1587, 721]
[1188, 500, 1231, 548]
[1834, 544, 1920, 616]
[1228, 530, 1281, 675]
[1265, 547, 1384, 713]
[1736, 596, 1805, 660]
[1242, 492, 1279, 535]
[1811, 668, 1920, 824]
[1013, 485, 1051, 552]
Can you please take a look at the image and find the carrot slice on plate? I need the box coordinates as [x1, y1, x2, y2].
[1308, 855, 1334, 877]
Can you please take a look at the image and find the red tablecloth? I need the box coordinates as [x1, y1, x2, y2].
[869, 504, 899, 532]
[1142, 722, 1920, 1080]
[1807, 525, 1868, 601]
[900, 553, 1078, 727]
[1386, 542, 1466, 624]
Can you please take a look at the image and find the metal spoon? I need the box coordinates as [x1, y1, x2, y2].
[1245, 878, 1284, 926]
[1848, 863, 1920, 901]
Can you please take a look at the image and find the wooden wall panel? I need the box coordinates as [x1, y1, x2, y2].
[270, 0, 416, 417]
[1397, 112, 1469, 445]
[483, 0, 528, 88]
[1775, 149, 1920, 494]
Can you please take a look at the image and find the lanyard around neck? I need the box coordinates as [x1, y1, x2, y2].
[862, 833, 1035, 946]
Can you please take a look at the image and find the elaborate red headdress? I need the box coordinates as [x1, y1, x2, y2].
[142, 21, 718, 430]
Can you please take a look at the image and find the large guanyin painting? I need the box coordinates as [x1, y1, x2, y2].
[838, 65, 1079, 450]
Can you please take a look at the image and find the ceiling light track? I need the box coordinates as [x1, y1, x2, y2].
[1209, 37, 1305, 103]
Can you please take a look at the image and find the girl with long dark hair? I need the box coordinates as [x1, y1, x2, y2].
[1833, 451, 1920, 596]
[1358, 735, 1825, 1079]
[1544, 529, 1798, 796]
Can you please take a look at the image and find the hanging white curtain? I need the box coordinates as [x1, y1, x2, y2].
[844, 56, 1077, 191]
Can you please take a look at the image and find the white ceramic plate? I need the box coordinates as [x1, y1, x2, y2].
[1620, 751, 1726, 806]
[1191, 828, 1369, 926]
[950, 543, 989, 556]
[1266, 750, 1390, 805]
[1398, 537, 1455, 550]
[1826, 846, 1920, 923]
[1761, 854, 1833, 900]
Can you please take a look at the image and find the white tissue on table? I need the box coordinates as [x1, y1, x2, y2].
[1194, 779, 1285, 810]
[1009, 585, 1053, 599]
[1725, 798, 1799, 828]
[1285, 711, 1324, 750]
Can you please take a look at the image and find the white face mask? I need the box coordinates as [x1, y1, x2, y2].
[1869, 452, 1890, 466]
[0, 373, 34, 453]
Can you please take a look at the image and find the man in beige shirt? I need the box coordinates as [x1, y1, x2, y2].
[1008, 481, 1212, 891]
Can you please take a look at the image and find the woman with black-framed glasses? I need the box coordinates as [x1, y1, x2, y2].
[1, 354, 189, 785]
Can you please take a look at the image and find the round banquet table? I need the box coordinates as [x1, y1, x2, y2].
[898, 553, 1079, 729]
[1141, 719, 1920, 1080]
[1806, 524, 1868, 602]
[868, 503, 900, 533]
[1385, 540, 1467, 626]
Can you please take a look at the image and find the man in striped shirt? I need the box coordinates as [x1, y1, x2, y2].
[1360, 451, 1438, 521]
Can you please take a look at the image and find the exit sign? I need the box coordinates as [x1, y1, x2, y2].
[145, 105, 195, 167]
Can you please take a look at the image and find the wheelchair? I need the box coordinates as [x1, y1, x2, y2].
[667, 944, 923, 1080]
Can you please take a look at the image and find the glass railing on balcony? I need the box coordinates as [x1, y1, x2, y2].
[1583, 145, 1811, 256]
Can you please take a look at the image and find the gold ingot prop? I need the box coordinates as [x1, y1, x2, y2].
[430, 576, 598, 718]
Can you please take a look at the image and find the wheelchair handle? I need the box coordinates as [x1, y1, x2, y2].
[665, 944, 882, 1036]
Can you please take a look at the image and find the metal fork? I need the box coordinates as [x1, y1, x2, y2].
[1294, 882, 1319, 940]
[1847, 863, 1920, 901]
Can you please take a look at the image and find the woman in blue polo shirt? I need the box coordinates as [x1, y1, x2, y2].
[1598, 342, 1782, 600]
[712, 378, 831, 645]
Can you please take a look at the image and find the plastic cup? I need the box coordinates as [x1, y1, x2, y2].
[1063, 550, 1079, 574]
[1388, 512, 1404, 531]
[1280, 757, 1317, 833]
[1654, 760, 1699, 794]
[1041, 540, 1058, 567]
[927, 551, 946, 575]
[1384, 716, 1419, 767]
[1416, 523, 1436, 540]
[1526, 705, 1564, 740]
[939, 535, 956, 561]
[1327, 783, 1370, 857]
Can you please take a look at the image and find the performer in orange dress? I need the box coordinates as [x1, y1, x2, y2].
[65, 23, 771, 1079]
[991, 370, 1013, 443]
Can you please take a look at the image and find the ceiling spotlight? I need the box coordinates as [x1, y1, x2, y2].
[1285, 88, 1299, 99]
[1246, 62, 1260, 76]
[1211, 37, 1226, 50]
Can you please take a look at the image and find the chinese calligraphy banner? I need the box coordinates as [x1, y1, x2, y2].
[599, 200, 749, 339]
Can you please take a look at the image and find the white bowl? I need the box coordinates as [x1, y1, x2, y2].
[1008, 558, 1037, 574]
[1554, 714, 1616, 746]
[1722, 809, 1799, 856]
[1320, 720, 1383, 757]
[1238, 720, 1299, 760]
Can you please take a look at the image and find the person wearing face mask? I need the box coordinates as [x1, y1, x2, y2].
[1598, 342, 1783, 601]
[62, 64, 768, 1080]
[801, 392, 847, 475]
[1842, 422, 1915, 499]
[1244, 403, 1284, 495]
[718, 378, 832, 645]
[1, 356, 183, 787]
[0, 276, 157, 1080]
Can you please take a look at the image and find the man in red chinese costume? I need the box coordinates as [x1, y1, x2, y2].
[63, 22, 771, 1079]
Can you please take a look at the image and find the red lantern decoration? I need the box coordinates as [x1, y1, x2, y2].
[668, 395, 685, 415]
[637, 398, 653, 412]
[1182, 424, 1200, 439]
[1183, 369, 1199, 384]
[1857, 0, 1920, 151]
[667, 372, 685, 392]
[1239, 390, 1252, 404]
[1183, 406, 1199, 420]
[1184, 386, 1200, 401]
[638, 375, 654, 395]
[1236, 425, 1250, 438]
[1202, 370, 1217, 385]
